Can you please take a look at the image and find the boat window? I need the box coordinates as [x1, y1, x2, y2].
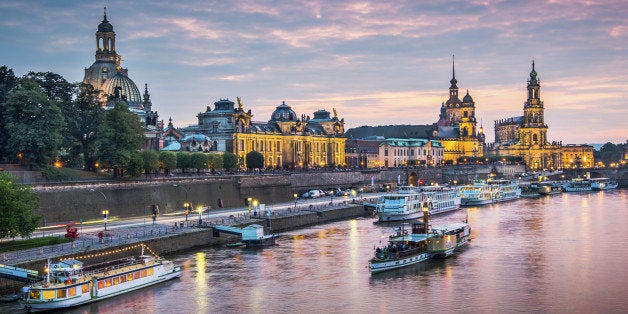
[98, 280, 105, 289]
[127, 273, 133, 281]
[81, 284, 89, 293]
[42, 290, 55, 300]
[120, 275, 127, 283]
[141, 269, 147, 277]
[29, 290, 41, 300]
[56, 288, 67, 299]
[134, 271, 140, 279]
[68, 287, 77, 297]
[105, 278, 112, 287]
[113, 277, 119, 285]
[147, 268, 154, 276]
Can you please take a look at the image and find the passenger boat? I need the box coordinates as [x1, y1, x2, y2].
[537, 181, 563, 195]
[20, 244, 181, 312]
[421, 186, 462, 216]
[562, 178, 592, 192]
[369, 210, 471, 274]
[590, 178, 618, 191]
[375, 186, 461, 222]
[375, 186, 424, 222]
[459, 179, 521, 206]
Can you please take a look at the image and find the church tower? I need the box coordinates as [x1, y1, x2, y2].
[95, 7, 116, 62]
[444, 56, 462, 123]
[519, 61, 548, 146]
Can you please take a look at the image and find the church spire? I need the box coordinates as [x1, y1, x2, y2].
[450, 55, 458, 87]
[103, 6, 108, 23]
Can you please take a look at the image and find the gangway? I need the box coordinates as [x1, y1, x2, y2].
[212, 225, 244, 236]
[213, 224, 278, 248]
[0, 264, 41, 283]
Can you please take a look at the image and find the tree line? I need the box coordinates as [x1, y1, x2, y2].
[0, 65, 264, 177]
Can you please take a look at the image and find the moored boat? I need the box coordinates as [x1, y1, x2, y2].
[459, 179, 521, 206]
[562, 178, 592, 192]
[590, 178, 618, 191]
[20, 244, 181, 312]
[376, 186, 461, 222]
[370, 209, 471, 274]
[537, 181, 563, 195]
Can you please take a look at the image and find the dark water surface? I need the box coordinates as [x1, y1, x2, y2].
[5, 190, 627, 313]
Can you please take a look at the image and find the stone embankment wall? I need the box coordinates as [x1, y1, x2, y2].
[32, 165, 525, 223]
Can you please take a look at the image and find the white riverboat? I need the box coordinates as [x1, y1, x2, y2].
[459, 179, 521, 206]
[590, 178, 618, 191]
[375, 186, 461, 222]
[562, 178, 592, 192]
[537, 181, 563, 195]
[370, 210, 470, 273]
[20, 244, 181, 312]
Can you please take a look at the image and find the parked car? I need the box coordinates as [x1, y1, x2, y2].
[302, 189, 323, 198]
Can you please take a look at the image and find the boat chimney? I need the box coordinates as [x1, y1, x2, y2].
[422, 203, 429, 234]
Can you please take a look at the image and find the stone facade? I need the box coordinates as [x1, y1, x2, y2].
[487, 61, 562, 171]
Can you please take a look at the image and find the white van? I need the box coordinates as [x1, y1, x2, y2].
[302, 189, 322, 198]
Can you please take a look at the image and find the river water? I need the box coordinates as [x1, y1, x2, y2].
[4, 189, 627, 313]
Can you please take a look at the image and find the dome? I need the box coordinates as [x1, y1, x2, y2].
[270, 101, 297, 122]
[311, 109, 331, 121]
[462, 90, 474, 103]
[98, 11, 113, 32]
[102, 72, 142, 107]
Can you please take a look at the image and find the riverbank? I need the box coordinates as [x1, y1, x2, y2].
[0, 201, 373, 295]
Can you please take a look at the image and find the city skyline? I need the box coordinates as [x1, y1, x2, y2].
[1, 0, 626, 144]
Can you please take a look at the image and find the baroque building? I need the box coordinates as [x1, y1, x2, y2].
[169, 98, 346, 169]
[344, 57, 484, 166]
[82, 8, 162, 151]
[433, 57, 485, 163]
[488, 61, 562, 170]
[561, 144, 594, 169]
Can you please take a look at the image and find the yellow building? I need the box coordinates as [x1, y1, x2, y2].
[488, 61, 562, 171]
[561, 144, 594, 169]
[434, 57, 485, 164]
[175, 98, 345, 169]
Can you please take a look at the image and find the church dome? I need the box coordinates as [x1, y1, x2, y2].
[463, 90, 474, 103]
[102, 72, 142, 107]
[98, 11, 113, 32]
[270, 101, 297, 122]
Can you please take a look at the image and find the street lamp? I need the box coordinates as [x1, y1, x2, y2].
[293, 193, 298, 208]
[252, 199, 259, 216]
[102, 209, 109, 231]
[197, 205, 203, 225]
[184, 202, 190, 221]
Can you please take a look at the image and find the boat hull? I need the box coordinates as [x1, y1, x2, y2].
[370, 252, 431, 273]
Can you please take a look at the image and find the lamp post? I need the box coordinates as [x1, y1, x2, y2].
[102, 209, 109, 231]
[184, 202, 189, 221]
[253, 199, 259, 216]
[197, 205, 203, 225]
[293, 193, 298, 209]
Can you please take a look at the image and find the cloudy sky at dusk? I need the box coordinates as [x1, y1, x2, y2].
[1, 0, 626, 144]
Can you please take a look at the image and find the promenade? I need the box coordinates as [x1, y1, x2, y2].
[1, 194, 379, 267]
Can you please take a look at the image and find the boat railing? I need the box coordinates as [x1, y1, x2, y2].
[83, 258, 153, 277]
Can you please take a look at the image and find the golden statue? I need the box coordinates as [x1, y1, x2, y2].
[333, 108, 338, 119]
[237, 96, 243, 110]
[116, 54, 123, 71]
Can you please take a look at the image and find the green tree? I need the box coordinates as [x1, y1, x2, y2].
[3, 79, 65, 168]
[97, 102, 145, 177]
[127, 151, 145, 177]
[207, 153, 224, 173]
[190, 152, 208, 173]
[0, 66, 19, 160]
[159, 151, 177, 175]
[222, 152, 238, 171]
[61, 83, 105, 170]
[594, 142, 622, 165]
[0, 172, 40, 238]
[245, 151, 264, 170]
[142, 150, 159, 177]
[24, 71, 74, 103]
[176, 152, 192, 173]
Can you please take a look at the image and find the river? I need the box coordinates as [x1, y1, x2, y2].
[4, 189, 627, 313]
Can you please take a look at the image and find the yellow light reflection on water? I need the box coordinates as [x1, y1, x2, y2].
[195, 252, 208, 311]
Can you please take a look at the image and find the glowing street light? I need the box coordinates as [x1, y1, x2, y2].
[293, 193, 298, 208]
[102, 209, 109, 231]
[197, 205, 204, 225]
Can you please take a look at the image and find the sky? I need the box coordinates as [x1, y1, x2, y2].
[0, 0, 626, 144]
